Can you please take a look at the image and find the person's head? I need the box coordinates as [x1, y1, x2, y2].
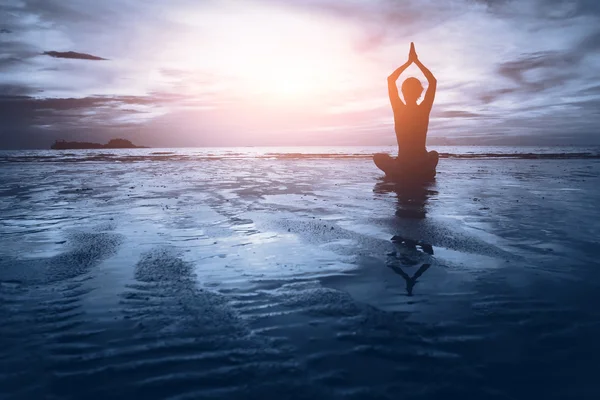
[401, 77, 423, 104]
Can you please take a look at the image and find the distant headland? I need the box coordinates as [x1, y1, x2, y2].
[51, 138, 148, 150]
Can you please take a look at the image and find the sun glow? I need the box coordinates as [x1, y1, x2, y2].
[162, 2, 360, 105]
[131, 0, 397, 143]
[240, 59, 335, 102]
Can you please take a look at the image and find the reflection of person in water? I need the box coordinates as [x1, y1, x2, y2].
[374, 42, 439, 180]
[374, 180, 438, 219]
[388, 263, 431, 296]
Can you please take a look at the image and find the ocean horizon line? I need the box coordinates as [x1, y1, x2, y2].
[1, 145, 600, 163]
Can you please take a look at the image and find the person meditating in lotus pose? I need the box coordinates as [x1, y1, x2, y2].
[374, 42, 439, 180]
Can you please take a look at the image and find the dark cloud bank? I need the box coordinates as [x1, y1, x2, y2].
[42, 51, 107, 61]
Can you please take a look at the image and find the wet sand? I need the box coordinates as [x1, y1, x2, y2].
[1, 155, 600, 399]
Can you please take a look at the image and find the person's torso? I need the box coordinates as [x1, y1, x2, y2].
[393, 105, 431, 153]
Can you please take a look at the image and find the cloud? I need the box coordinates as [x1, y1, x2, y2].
[260, 0, 468, 52]
[474, 0, 600, 19]
[43, 51, 108, 61]
[496, 51, 574, 94]
[0, 29, 12, 34]
[0, 88, 220, 149]
[577, 84, 600, 96]
[434, 110, 485, 118]
[478, 88, 518, 104]
[490, 26, 600, 100]
[0, 83, 41, 97]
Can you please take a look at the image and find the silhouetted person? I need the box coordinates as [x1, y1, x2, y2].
[374, 42, 439, 180]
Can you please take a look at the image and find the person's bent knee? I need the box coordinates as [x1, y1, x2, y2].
[374, 153, 391, 161]
[373, 153, 393, 171]
[428, 150, 439, 169]
[374, 152, 391, 164]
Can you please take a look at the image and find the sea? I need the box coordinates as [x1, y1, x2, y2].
[1, 145, 600, 400]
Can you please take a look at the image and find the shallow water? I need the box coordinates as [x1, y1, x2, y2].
[1, 151, 600, 399]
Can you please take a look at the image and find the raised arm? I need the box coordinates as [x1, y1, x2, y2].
[414, 57, 437, 110]
[388, 60, 411, 110]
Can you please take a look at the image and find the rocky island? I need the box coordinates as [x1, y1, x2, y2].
[51, 138, 147, 150]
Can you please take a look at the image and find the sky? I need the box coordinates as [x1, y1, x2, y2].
[1, 0, 599, 149]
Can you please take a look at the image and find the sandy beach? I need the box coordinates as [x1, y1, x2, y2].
[1, 148, 600, 399]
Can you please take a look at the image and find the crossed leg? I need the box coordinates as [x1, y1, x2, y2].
[374, 151, 439, 176]
[373, 153, 397, 173]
